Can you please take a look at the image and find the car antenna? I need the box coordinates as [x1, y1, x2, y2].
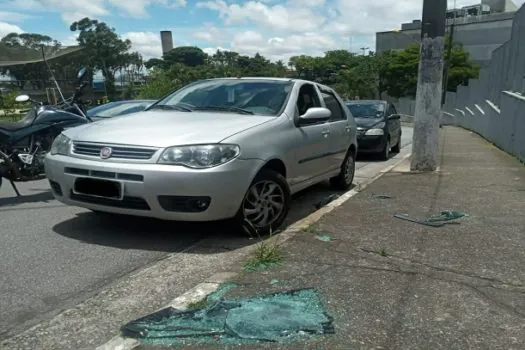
[41, 45, 67, 105]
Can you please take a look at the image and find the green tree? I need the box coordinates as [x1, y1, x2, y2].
[162, 46, 207, 67]
[70, 17, 141, 97]
[446, 41, 480, 91]
[382, 38, 480, 98]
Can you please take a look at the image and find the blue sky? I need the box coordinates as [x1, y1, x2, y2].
[0, 0, 524, 62]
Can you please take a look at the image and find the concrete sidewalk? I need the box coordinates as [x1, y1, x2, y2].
[137, 126, 525, 350]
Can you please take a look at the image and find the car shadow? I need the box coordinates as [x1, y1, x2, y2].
[52, 180, 356, 253]
[0, 190, 54, 207]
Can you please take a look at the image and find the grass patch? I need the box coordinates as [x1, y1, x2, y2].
[244, 228, 283, 272]
[301, 224, 320, 234]
[379, 248, 389, 257]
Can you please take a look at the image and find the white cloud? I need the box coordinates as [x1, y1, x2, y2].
[0, 11, 35, 22]
[5, 0, 186, 23]
[122, 31, 163, 60]
[0, 21, 23, 38]
[228, 29, 335, 61]
[108, 0, 186, 17]
[197, 0, 325, 32]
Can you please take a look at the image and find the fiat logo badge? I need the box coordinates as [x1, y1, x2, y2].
[100, 147, 112, 159]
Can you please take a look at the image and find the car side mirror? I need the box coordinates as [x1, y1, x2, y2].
[15, 95, 30, 103]
[388, 114, 401, 120]
[298, 107, 331, 125]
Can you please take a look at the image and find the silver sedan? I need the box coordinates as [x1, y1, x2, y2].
[44, 77, 358, 235]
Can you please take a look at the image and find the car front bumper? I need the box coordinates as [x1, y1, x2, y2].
[44, 154, 264, 221]
[357, 134, 387, 153]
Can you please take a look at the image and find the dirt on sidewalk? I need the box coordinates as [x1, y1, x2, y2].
[137, 126, 525, 350]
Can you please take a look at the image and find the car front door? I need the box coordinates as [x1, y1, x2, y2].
[318, 86, 353, 172]
[288, 83, 332, 185]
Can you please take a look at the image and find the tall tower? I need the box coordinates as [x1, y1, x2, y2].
[160, 31, 173, 55]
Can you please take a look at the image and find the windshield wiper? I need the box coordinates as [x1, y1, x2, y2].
[192, 105, 254, 115]
[148, 104, 192, 112]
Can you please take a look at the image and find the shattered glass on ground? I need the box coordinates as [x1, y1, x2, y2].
[121, 284, 334, 346]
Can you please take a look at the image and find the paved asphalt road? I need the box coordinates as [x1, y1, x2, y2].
[0, 127, 412, 339]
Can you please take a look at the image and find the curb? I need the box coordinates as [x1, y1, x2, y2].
[97, 146, 413, 350]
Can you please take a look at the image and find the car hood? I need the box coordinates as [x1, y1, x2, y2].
[354, 117, 385, 129]
[64, 110, 274, 147]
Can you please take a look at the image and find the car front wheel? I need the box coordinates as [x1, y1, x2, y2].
[235, 169, 291, 237]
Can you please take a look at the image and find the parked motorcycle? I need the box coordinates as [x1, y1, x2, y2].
[0, 66, 92, 196]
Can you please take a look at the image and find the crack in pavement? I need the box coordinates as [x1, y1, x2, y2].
[357, 247, 525, 292]
[287, 256, 525, 319]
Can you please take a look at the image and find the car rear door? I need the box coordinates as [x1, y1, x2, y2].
[318, 86, 353, 172]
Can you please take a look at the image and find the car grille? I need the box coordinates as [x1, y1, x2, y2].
[72, 142, 158, 160]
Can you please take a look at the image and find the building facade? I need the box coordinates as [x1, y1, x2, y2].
[376, 0, 519, 68]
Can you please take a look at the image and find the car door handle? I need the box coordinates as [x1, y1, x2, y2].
[345, 125, 352, 133]
[322, 129, 330, 136]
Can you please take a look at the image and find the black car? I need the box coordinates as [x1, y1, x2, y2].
[346, 100, 402, 160]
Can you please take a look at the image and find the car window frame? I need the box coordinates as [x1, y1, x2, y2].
[316, 84, 347, 122]
[294, 82, 323, 118]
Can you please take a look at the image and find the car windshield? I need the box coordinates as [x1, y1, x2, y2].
[152, 79, 293, 116]
[87, 102, 149, 118]
[347, 102, 385, 118]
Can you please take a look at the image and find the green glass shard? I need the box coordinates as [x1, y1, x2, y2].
[121, 287, 334, 345]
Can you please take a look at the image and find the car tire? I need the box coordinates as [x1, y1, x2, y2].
[233, 169, 291, 237]
[391, 137, 401, 153]
[330, 148, 355, 191]
[379, 137, 390, 160]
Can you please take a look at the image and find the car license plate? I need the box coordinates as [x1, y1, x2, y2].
[73, 177, 123, 200]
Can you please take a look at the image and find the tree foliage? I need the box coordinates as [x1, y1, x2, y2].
[70, 17, 142, 96]
[381, 37, 480, 98]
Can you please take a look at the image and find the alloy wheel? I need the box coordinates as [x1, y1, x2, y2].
[242, 180, 285, 228]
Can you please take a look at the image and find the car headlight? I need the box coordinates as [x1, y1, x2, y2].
[158, 144, 240, 168]
[365, 128, 385, 136]
[50, 134, 72, 155]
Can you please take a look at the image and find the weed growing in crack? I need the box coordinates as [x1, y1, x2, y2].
[379, 248, 389, 257]
[243, 225, 283, 272]
[301, 224, 320, 234]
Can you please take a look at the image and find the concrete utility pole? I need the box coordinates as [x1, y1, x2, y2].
[410, 0, 447, 172]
